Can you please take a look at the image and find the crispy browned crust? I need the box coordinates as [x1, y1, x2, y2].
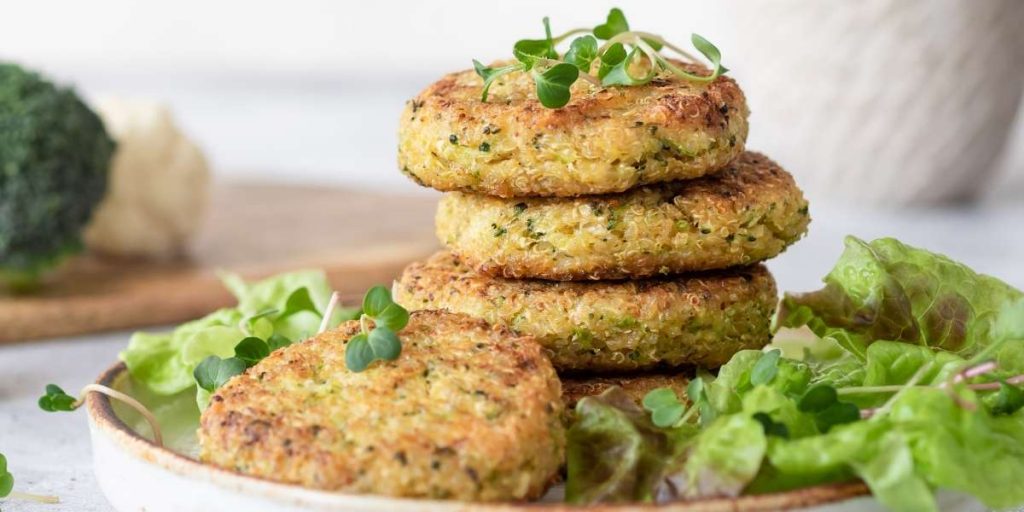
[436, 152, 810, 281]
[394, 252, 777, 371]
[198, 310, 564, 502]
[560, 371, 691, 410]
[398, 60, 749, 197]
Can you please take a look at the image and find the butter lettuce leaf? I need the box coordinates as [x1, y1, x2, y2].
[833, 341, 968, 408]
[850, 432, 937, 512]
[991, 298, 1024, 372]
[222, 270, 341, 341]
[665, 413, 766, 499]
[121, 308, 242, 395]
[740, 386, 818, 438]
[766, 387, 1024, 512]
[861, 342, 964, 387]
[565, 387, 695, 504]
[777, 236, 1022, 364]
[766, 418, 934, 511]
[121, 270, 352, 396]
[568, 236, 1024, 510]
[706, 350, 811, 415]
[887, 388, 1024, 510]
[567, 386, 770, 504]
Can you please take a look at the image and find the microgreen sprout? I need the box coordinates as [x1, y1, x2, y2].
[194, 356, 247, 393]
[0, 453, 59, 505]
[38, 383, 164, 446]
[641, 387, 687, 428]
[473, 7, 727, 108]
[194, 332, 296, 394]
[752, 412, 790, 439]
[195, 290, 350, 397]
[687, 376, 717, 427]
[640, 378, 719, 429]
[991, 381, 1024, 416]
[796, 384, 860, 432]
[345, 285, 410, 372]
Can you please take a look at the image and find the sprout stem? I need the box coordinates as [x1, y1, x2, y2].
[673, 403, 699, 428]
[318, 291, 341, 334]
[77, 384, 163, 447]
[8, 490, 60, 504]
[599, 31, 636, 53]
[577, 73, 601, 86]
[535, 57, 599, 85]
[632, 31, 701, 62]
[940, 361, 998, 389]
[872, 362, 934, 418]
[551, 27, 591, 45]
[640, 37, 718, 82]
[634, 38, 709, 83]
[839, 376, 1024, 395]
[238, 318, 250, 336]
[634, 38, 663, 70]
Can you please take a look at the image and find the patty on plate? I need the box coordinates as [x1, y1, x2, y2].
[394, 252, 777, 371]
[398, 60, 748, 198]
[435, 152, 809, 280]
[198, 310, 565, 502]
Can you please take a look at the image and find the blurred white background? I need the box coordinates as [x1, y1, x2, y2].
[1, 0, 1021, 204]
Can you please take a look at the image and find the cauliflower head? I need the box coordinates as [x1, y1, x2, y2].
[85, 99, 210, 258]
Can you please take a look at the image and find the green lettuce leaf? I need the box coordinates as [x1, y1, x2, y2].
[565, 237, 1024, 509]
[223, 270, 342, 341]
[767, 419, 881, 476]
[861, 342, 964, 387]
[765, 418, 938, 512]
[565, 387, 694, 504]
[772, 335, 866, 389]
[832, 341, 968, 408]
[990, 298, 1024, 372]
[121, 308, 243, 395]
[121, 270, 344, 396]
[807, 348, 865, 389]
[887, 388, 1024, 510]
[566, 385, 770, 503]
[850, 432, 937, 512]
[744, 459, 853, 496]
[740, 386, 818, 438]
[777, 236, 1022, 364]
[766, 387, 1024, 512]
[666, 413, 766, 498]
[706, 350, 811, 415]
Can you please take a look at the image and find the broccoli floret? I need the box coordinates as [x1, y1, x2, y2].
[0, 63, 114, 290]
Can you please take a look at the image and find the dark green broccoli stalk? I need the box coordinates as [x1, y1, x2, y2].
[0, 63, 114, 291]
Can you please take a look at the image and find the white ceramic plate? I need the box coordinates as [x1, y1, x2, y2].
[86, 362, 984, 512]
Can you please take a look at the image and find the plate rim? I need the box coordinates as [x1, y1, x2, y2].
[86, 361, 871, 511]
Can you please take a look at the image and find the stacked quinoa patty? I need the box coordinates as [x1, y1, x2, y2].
[394, 61, 809, 395]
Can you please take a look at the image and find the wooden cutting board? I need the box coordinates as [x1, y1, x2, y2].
[0, 183, 440, 343]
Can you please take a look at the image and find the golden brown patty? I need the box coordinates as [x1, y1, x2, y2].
[436, 152, 809, 280]
[198, 310, 564, 502]
[398, 60, 748, 198]
[394, 252, 777, 371]
[560, 372, 690, 410]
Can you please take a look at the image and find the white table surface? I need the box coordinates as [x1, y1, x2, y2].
[0, 202, 1022, 512]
